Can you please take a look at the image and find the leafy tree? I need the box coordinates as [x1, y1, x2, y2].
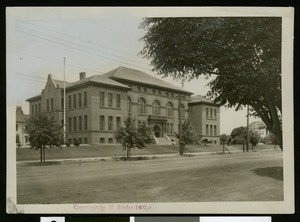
[262, 132, 277, 145]
[115, 117, 152, 159]
[140, 17, 282, 150]
[26, 113, 64, 163]
[220, 134, 228, 153]
[74, 138, 80, 147]
[16, 134, 22, 148]
[231, 126, 247, 151]
[174, 120, 196, 155]
[249, 131, 260, 151]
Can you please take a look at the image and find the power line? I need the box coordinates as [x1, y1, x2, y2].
[17, 28, 152, 72]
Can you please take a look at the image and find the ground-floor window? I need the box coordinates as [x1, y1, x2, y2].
[100, 138, 105, 144]
[108, 138, 113, 144]
[79, 138, 82, 144]
[214, 140, 217, 144]
[68, 138, 71, 145]
[84, 138, 87, 144]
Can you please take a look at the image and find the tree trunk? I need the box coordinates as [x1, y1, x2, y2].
[127, 147, 131, 159]
[252, 144, 254, 152]
[43, 146, 46, 162]
[40, 146, 43, 163]
[179, 143, 184, 155]
[223, 143, 225, 154]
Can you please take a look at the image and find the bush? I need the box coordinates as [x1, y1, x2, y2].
[74, 139, 80, 147]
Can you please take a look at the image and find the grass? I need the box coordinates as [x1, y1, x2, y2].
[17, 144, 278, 162]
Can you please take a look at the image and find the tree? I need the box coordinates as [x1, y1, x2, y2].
[220, 134, 228, 153]
[16, 134, 22, 148]
[74, 138, 80, 147]
[115, 117, 152, 159]
[174, 120, 196, 155]
[231, 126, 247, 152]
[202, 138, 210, 146]
[262, 132, 277, 145]
[140, 17, 282, 150]
[249, 131, 260, 151]
[26, 113, 64, 163]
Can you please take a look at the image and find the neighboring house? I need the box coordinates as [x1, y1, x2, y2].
[188, 95, 221, 145]
[249, 121, 269, 137]
[26, 66, 220, 145]
[16, 106, 29, 147]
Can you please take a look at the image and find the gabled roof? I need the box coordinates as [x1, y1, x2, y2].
[66, 74, 131, 90]
[26, 93, 42, 102]
[53, 79, 71, 88]
[188, 95, 220, 106]
[101, 66, 193, 95]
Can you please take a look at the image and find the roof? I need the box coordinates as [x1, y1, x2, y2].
[26, 93, 42, 102]
[188, 95, 220, 106]
[16, 108, 29, 122]
[66, 74, 131, 90]
[101, 66, 193, 95]
[249, 121, 266, 129]
[53, 79, 71, 88]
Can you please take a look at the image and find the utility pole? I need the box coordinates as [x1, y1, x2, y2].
[63, 57, 66, 145]
[178, 95, 183, 155]
[246, 105, 249, 152]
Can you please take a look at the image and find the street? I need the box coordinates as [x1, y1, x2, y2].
[17, 151, 283, 204]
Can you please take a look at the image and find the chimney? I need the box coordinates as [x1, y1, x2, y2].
[16, 106, 23, 114]
[79, 72, 86, 80]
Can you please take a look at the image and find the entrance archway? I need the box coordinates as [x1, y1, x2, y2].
[154, 125, 161, 137]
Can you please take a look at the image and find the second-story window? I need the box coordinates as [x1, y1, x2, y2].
[108, 93, 113, 107]
[73, 94, 77, 108]
[79, 93, 82, 107]
[127, 96, 132, 113]
[68, 95, 71, 109]
[152, 100, 161, 116]
[116, 94, 121, 108]
[138, 97, 146, 114]
[100, 92, 105, 107]
[84, 92, 87, 107]
[166, 102, 173, 117]
[51, 98, 54, 111]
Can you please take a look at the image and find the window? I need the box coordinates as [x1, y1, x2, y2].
[99, 92, 105, 107]
[166, 124, 169, 134]
[73, 94, 77, 108]
[108, 93, 113, 107]
[214, 125, 217, 135]
[210, 125, 213, 135]
[116, 94, 121, 108]
[153, 89, 156, 94]
[84, 115, 87, 130]
[61, 98, 64, 109]
[138, 98, 146, 114]
[73, 138, 77, 144]
[210, 108, 213, 119]
[100, 138, 105, 144]
[116, 117, 121, 129]
[68, 138, 72, 145]
[84, 92, 87, 106]
[31, 105, 34, 116]
[47, 99, 49, 111]
[100, 115, 105, 130]
[73, 117, 77, 131]
[170, 123, 173, 133]
[38, 103, 41, 113]
[79, 93, 82, 107]
[68, 95, 71, 109]
[206, 124, 209, 135]
[214, 140, 217, 144]
[152, 100, 161, 115]
[68, 117, 72, 132]
[166, 102, 173, 117]
[206, 108, 209, 119]
[127, 96, 132, 113]
[79, 116, 82, 131]
[108, 138, 113, 144]
[79, 138, 82, 144]
[108, 116, 113, 131]
[84, 138, 87, 144]
[35, 104, 37, 115]
[16, 124, 18, 131]
[51, 98, 54, 111]
[214, 109, 217, 119]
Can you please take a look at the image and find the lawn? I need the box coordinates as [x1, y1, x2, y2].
[16, 144, 278, 162]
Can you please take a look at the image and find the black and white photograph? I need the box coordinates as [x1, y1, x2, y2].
[6, 7, 294, 214]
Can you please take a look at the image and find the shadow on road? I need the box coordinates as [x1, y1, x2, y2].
[252, 166, 283, 181]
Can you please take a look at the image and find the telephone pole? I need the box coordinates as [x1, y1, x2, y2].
[178, 95, 183, 155]
[246, 105, 249, 152]
[63, 57, 66, 145]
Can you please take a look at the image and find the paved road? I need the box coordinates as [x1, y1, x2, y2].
[17, 151, 283, 204]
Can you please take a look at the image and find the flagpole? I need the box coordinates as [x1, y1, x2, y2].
[63, 57, 66, 145]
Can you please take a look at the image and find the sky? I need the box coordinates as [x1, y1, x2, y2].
[7, 7, 261, 134]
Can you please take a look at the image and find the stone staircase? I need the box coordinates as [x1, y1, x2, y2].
[155, 136, 173, 145]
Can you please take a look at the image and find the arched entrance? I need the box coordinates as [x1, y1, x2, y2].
[154, 125, 161, 137]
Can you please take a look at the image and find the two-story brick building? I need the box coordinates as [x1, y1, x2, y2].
[26, 66, 220, 145]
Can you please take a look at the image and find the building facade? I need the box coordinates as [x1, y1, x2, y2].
[188, 95, 221, 145]
[16, 106, 29, 147]
[26, 66, 220, 145]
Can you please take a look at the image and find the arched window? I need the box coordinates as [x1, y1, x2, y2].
[152, 100, 161, 115]
[166, 102, 173, 117]
[127, 96, 132, 113]
[138, 97, 146, 114]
